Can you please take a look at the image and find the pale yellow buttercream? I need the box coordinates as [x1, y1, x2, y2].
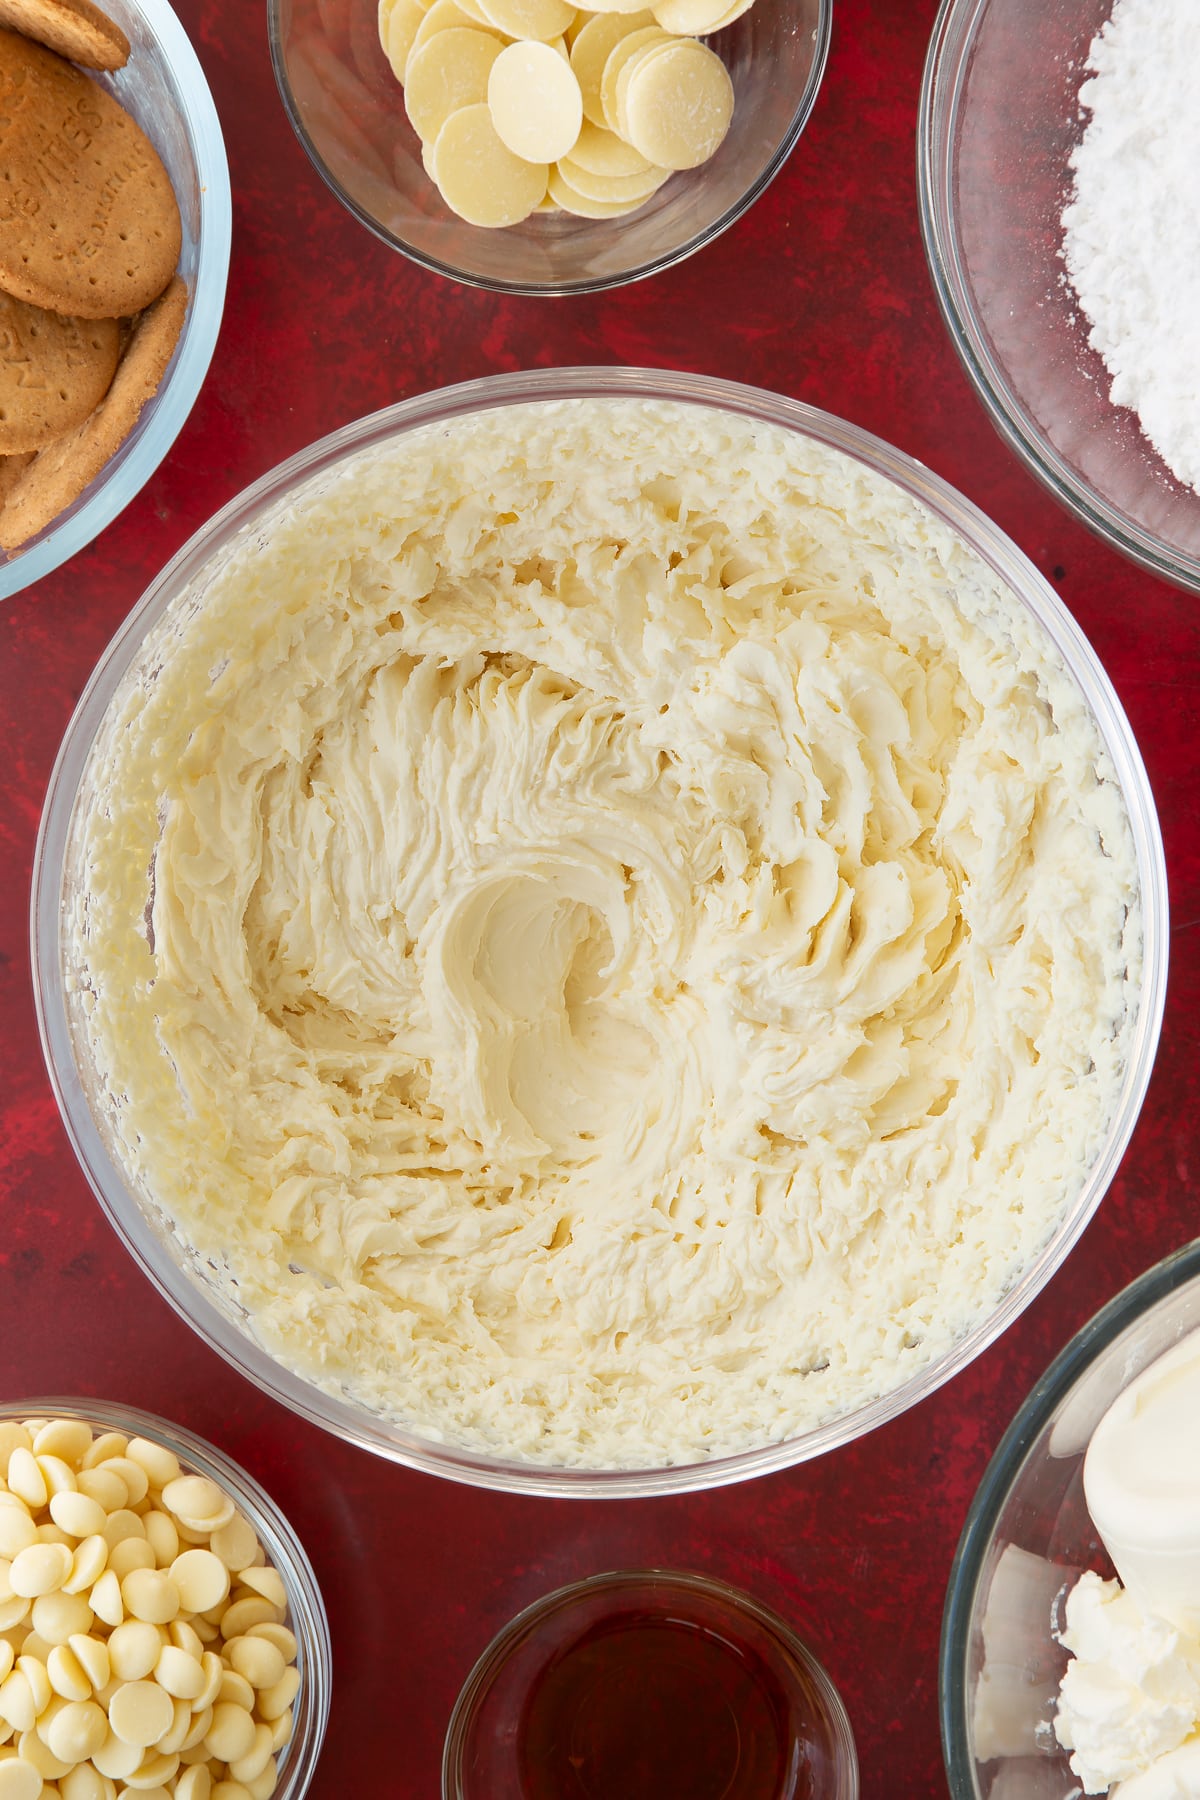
[66, 399, 1140, 1467]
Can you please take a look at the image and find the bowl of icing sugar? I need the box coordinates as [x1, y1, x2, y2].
[919, 0, 1200, 594]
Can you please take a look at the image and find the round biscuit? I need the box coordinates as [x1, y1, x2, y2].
[0, 30, 181, 318]
[0, 290, 120, 453]
[0, 0, 129, 70]
[0, 274, 186, 551]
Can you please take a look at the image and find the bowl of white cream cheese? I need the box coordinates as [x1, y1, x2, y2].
[919, 0, 1200, 594]
[941, 1236, 1200, 1799]
[32, 367, 1167, 1495]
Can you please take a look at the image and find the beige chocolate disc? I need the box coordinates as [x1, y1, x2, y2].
[566, 118, 652, 176]
[405, 27, 504, 143]
[555, 152, 665, 204]
[380, 0, 425, 77]
[598, 22, 667, 131]
[433, 102, 547, 225]
[487, 39, 582, 163]
[621, 35, 732, 168]
[409, 0, 484, 58]
[0, 275, 187, 552]
[475, 0, 576, 40]
[0, 291, 120, 452]
[0, 31, 181, 319]
[547, 163, 642, 216]
[568, 9, 652, 125]
[0, 0, 129, 70]
[651, 0, 739, 31]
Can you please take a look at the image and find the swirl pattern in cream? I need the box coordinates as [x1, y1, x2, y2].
[69, 400, 1140, 1467]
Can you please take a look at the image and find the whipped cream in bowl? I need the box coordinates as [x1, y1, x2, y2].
[942, 1242, 1200, 1799]
[32, 368, 1166, 1494]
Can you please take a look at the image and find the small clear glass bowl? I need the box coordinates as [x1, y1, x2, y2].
[939, 1237, 1200, 1799]
[442, 1569, 858, 1800]
[0, 1396, 331, 1799]
[0, 0, 232, 602]
[918, 0, 1200, 593]
[31, 366, 1168, 1498]
[267, 0, 831, 295]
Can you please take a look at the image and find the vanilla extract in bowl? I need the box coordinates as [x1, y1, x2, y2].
[443, 1570, 859, 1800]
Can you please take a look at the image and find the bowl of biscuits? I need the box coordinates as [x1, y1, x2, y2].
[268, 0, 831, 295]
[0, 0, 232, 599]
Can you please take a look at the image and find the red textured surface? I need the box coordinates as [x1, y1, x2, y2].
[1, 2, 1197, 1796]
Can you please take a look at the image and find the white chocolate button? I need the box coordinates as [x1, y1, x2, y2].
[91, 1728, 145, 1778]
[108, 1679, 174, 1748]
[0, 1758, 43, 1800]
[123, 1430, 181, 1484]
[66, 1634, 109, 1695]
[404, 27, 504, 144]
[566, 117, 652, 175]
[168, 1554, 228, 1618]
[76, 1472, 126, 1515]
[87, 1571, 123, 1631]
[159, 1481, 228, 1530]
[33, 1424, 92, 1472]
[62, 1536, 108, 1599]
[228, 1721, 273, 1785]
[204, 1702, 256, 1764]
[255, 1666, 300, 1722]
[108, 1621, 164, 1683]
[226, 1637, 285, 1692]
[208, 1518, 257, 1577]
[30, 1590, 93, 1646]
[154, 1646, 205, 1701]
[97, 1460, 148, 1510]
[60, 1759, 108, 1800]
[48, 1493, 107, 1543]
[108, 1541, 155, 1582]
[433, 104, 548, 225]
[6, 1454, 47, 1513]
[129, 1748, 180, 1788]
[0, 1515, 38, 1560]
[9, 1545, 72, 1599]
[233, 1568, 286, 1611]
[620, 34, 731, 166]
[488, 39, 583, 162]
[555, 153, 665, 203]
[382, 0, 427, 72]
[175, 1767, 213, 1800]
[79, 1434, 127, 1471]
[120, 1570, 179, 1627]
[46, 1697, 108, 1763]
[46, 1644, 90, 1702]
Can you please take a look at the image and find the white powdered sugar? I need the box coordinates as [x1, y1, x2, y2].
[1061, 0, 1200, 494]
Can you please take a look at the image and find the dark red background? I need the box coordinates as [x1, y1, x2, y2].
[2, 2, 1197, 1795]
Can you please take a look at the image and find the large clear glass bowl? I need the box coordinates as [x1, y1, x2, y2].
[0, 1396, 331, 1799]
[940, 1237, 1200, 1799]
[0, 0, 232, 602]
[32, 366, 1168, 1497]
[918, 0, 1200, 594]
[267, 0, 831, 295]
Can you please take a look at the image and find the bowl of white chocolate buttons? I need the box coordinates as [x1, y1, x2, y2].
[267, 0, 832, 293]
[0, 1400, 330, 1800]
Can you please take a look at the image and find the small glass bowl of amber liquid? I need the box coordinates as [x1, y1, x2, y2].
[443, 1568, 858, 1800]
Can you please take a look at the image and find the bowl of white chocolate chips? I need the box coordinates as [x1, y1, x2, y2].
[268, 0, 831, 293]
[0, 1401, 330, 1800]
[33, 367, 1166, 1496]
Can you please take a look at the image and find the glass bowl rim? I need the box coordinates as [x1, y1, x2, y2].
[31, 362, 1169, 1499]
[265, 0, 833, 297]
[0, 0, 233, 602]
[916, 0, 1200, 597]
[938, 1234, 1200, 1797]
[0, 1393, 332, 1799]
[441, 1565, 859, 1800]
